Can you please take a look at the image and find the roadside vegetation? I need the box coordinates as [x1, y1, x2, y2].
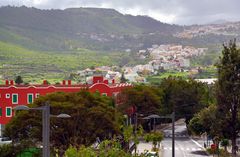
[2, 74, 210, 156]
[189, 39, 240, 156]
[2, 40, 240, 156]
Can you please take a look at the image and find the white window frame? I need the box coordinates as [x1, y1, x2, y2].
[35, 93, 40, 98]
[6, 94, 10, 99]
[12, 93, 18, 104]
[102, 93, 107, 96]
[6, 107, 12, 117]
[113, 92, 119, 97]
[27, 94, 34, 104]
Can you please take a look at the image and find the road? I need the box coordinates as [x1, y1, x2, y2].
[161, 122, 209, 157]
[137, 122, 209, 156]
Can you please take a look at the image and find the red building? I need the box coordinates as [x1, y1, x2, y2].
[0, 76, 132, 128]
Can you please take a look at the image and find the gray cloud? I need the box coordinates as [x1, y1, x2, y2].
[1, 0, 240, 25]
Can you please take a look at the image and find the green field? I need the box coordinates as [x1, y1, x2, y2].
[0, 41, 141, 83]
[194, 66, 217, 79]
[147, 67, 217, 84]
[147, 71, 189, 84]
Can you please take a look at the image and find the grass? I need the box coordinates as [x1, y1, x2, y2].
[17, 147, 40, 157]
[206, 148, 230, 157]
[193, 66, 217, 79]
[0, 41, 142, 83]
[146, 71, 189, 84]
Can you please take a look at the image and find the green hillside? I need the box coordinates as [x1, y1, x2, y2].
[0, 6, 232, 82]
[0, 41, 139, 83]
[0, 6, 182, 51]
[0, 6, 238, 52]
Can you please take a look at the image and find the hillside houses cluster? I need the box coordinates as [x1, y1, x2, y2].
[138, 44, 207, 70]
[175, 22, 240, 38]
[76, 44, 208, 83]
[77, 66, 146, 83]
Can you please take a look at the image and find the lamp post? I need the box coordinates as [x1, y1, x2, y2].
[123, 114, 128, 126]
[133, 113, 144, 133]
[172, 112, 175, 157]
[146, 114, 161, 132]
[145, 112, 175, 157]
[14, 103, 71, 157]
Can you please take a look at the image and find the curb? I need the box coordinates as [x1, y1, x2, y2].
[190, 138, 210, 156]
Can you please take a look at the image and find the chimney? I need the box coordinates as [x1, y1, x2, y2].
[93, 76, 103, 84]
[10, 80, 14, 85]
[43, 80, 48, 85]
[103, 80, 108, 84]
[5, 80, 9, 85]
[62, 80, 66, 85]
[68, 80, 71, 85]
[112, 79, 115, 84]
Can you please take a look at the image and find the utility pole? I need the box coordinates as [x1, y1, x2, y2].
[172, 112, 175, 157]
[14, 103, 70, 157]
[145, 113, 175, 157]
[42, 104, 50, 157]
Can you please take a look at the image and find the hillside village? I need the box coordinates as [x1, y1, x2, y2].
[77, 44, 208, 83]
[175, 22, 240, 38]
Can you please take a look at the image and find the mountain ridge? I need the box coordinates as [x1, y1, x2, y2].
[0, 6, 240, 52]
[0, 6, 182, 51]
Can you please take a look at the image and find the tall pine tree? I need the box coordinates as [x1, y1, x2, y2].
[216, 39, 240, 156]
[15, 75, 23, 85]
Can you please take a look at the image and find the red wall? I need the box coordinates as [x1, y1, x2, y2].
[0, 77, 132, 124]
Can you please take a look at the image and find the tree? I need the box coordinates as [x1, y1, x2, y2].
[188, 116, 205, 136]
[120, 72, 128, 83]
[188, 105, 221, 138]
[64, 139, 140, 157]
[221, 139, 229, 152]
[119, 85, 163, 115]
[64, 145, 96, 157]
[0, 144, 14, 157]
[15, 75, 23, 84]
[122, 125, 143, 154]
[216, 39, 240, 156]
[159, 77, 210, 123]
[144, 132, 164, 151]
[4, 90, 121, 156]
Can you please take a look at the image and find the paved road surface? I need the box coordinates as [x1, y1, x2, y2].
[161, 122, 209, 157]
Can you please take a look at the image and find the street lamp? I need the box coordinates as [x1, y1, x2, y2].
[146, 114, 161, 132]
[123, 114, 129, 126]
[144, 112, 175, 157]
[133, 113, 144, 133]
[14, 103, 71, 157]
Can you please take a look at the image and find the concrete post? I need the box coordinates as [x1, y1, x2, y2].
[172, 112, 175, 157]
[42, 104, 50, 157]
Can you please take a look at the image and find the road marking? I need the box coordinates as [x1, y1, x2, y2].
[164, 134, 188, 138]
[190, 138, 205, 149]
[162, 147, 203, 151]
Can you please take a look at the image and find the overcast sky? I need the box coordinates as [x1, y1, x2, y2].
[1, 0, 240, 25]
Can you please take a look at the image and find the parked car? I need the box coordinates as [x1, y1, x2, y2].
[144, 151, 159, 157]
[0, 137, 12, 145]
